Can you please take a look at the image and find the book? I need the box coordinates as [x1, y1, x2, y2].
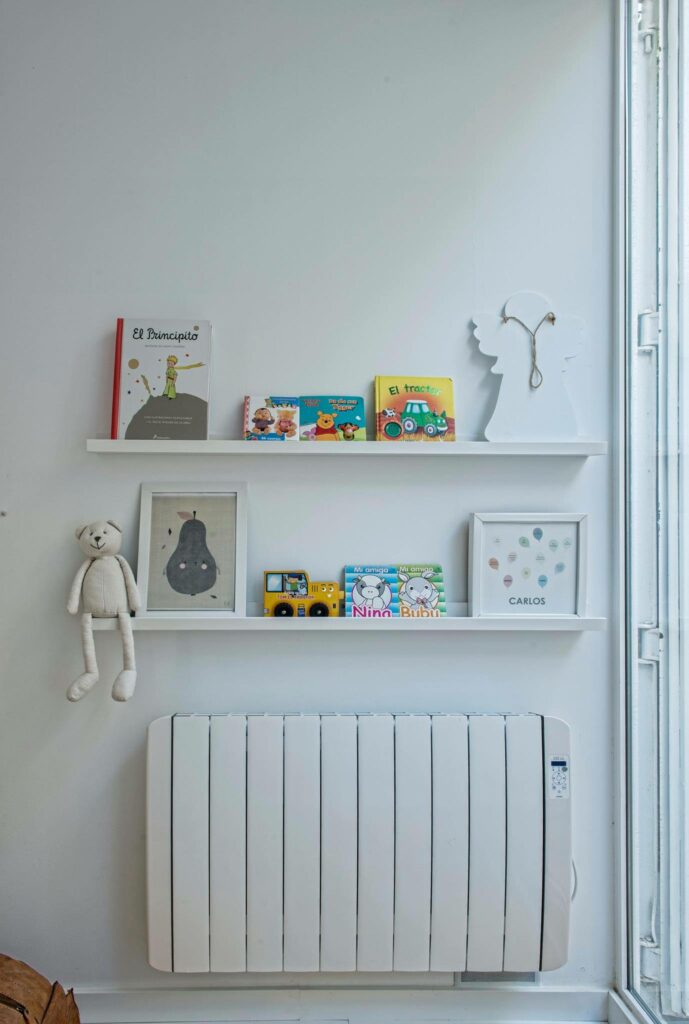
[345, 564, 446, 618]
[111, 319, 211, 440]
[397, 564, 446, 617]
[243, 396, 299, 440]
[299, 395, 366, 441]
[345, 565, 399, 617]
[374, 375, 455, 441]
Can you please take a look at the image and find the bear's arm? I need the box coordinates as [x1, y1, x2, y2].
[116, 555, 142, 612]
[67, 559, 93, 614]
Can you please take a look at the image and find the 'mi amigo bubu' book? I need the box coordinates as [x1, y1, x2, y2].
[111, 319, 211, 440]
[243, 396, 299, 441]
[374, 376, 455, 441]
[345, 564, 446, 618]
[397, 564, 446, 617]
[299, 396, 366, 441]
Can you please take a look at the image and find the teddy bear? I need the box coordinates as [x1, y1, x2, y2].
[275, 408, 297, 438]
[251, 407, 275, 435]
[66, 520, 141, 703]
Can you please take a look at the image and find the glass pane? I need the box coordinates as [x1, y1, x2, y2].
[626, 0, 689, 1019]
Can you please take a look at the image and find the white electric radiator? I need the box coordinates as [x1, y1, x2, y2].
[147, 713, 571, 974]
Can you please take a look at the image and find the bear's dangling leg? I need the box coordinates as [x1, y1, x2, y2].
[112, 612, 137, 702]
[67, 612, 100, 701]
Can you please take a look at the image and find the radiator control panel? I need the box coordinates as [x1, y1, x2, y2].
[549, 756, 570, 799]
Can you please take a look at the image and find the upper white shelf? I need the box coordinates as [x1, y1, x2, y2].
[86, 438, 607, 456]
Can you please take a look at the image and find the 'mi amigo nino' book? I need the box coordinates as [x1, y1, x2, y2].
[299, 396, 366, 441]
[374, 376, 455, 441]
[345, 564, 446, 618]
[243, 396, 299, 440]
[111, 319, 211, 440]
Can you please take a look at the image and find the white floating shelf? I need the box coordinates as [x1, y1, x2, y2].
[92, 605, 605, 632]
[86, 438, 607, 456]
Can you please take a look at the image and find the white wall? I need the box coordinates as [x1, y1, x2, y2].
[0, 0, 615, 1013]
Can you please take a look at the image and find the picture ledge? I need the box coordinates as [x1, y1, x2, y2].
[90, 604, 606, 632]
[86, 438, 608, 456]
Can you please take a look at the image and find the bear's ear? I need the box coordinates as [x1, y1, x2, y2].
[107, 520, 122, 533]
[75, 524, 89, 540]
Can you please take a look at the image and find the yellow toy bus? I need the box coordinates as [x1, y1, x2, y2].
[263, 570, 344, 618]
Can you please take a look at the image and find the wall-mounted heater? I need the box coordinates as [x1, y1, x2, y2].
[147, 713, 571, 974]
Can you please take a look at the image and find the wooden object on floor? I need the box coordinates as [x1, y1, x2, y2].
[0, 955, 79, 1024]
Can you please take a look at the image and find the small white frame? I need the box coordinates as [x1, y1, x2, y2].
[468, 513, 588, 618]
[136, 482, 248, 619]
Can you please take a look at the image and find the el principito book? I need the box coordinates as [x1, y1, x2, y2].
[111, 318, 211, 440]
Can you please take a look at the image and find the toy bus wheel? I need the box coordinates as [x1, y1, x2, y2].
[383, 421, 402, 439]
[402, 418, 417, 433]
[273, 603, 294, 617]
[424, 423, 437, 436]
[309, 602, 329, 617]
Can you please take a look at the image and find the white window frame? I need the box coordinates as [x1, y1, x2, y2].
[618, 0, 688, 1020]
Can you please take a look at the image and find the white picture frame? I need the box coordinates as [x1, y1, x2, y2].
[468, 512, 588, 617]
[137, 482, 247, 619]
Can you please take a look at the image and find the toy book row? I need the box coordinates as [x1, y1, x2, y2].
[245, 378, 455, 442]
[108, 318, 455, 443]
[262, 566, 446, 618]
[244, 396, 365, 441]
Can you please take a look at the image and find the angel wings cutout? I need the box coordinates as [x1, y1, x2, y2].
[473, 291, 582, 441]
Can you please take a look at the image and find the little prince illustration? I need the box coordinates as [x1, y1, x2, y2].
[163, 354, 205, 399]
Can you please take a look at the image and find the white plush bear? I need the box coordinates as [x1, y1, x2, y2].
[67, 520, 141, 702]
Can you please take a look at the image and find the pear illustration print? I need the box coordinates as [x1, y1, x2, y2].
[166, 511, 217, 596]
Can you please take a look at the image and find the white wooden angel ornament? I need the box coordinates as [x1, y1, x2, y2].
[66, 519, 141, 703]
[472, 291, 582, 441]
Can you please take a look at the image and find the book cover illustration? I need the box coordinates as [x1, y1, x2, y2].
[397, 564, 446, 617]
[243, 396, 299, 440]
[374, 376, 455, 441]
[111, 319, 211, 440]
[299, 396, 366, 441]
[345, 566, 399, 617]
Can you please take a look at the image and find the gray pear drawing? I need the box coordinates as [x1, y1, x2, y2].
[166, 512, 217, 596]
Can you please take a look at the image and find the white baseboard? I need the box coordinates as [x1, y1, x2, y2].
[607, 990, 657, 1024]
[75, 985, 610, 1024]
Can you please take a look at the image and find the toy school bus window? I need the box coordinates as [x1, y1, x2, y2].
[266, 572, 308, 595]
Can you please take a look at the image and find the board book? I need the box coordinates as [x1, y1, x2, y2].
[111, 319, 211, 440]
[299, 396, 366, 441]
[374, 375, 455, 441]
[345, 564, 446, 618]
[243, 396, 299, 440]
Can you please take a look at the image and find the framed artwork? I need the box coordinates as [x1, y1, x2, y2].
[137, 482, 247, 618]
[468, 513, 588, 617]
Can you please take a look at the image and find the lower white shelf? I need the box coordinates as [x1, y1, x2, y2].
[90, 603, 605, 632]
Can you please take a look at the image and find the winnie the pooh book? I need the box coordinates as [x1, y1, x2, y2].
[299, 396, 366, 441]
